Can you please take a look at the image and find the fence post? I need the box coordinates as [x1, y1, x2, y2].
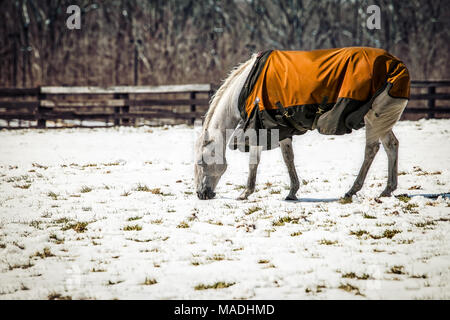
[113, 93, 121, 126]
[37, 89, 46, 128]
[122, 93, 130, 125]
[427, 86, 436, 119]
[190, 91, 196, 125]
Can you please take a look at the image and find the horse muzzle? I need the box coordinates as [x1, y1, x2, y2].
[197, 187, 216, 200]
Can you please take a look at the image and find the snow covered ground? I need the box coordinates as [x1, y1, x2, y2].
[0, 119, 449, 300]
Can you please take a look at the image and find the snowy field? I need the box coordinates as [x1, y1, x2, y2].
[0, 119, 449, 300]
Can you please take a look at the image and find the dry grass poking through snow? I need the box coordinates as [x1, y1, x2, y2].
[0, 120, 449, 299]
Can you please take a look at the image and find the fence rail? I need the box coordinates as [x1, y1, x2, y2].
[0, 81, 449, 128]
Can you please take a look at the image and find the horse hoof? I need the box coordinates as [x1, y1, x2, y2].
[285, 195, 297, 201]
[379, 190, 392, 197]
[344, 192, 354, 199]
[237, 194, 248, 200]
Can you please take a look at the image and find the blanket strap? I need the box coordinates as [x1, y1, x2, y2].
[275, 101, 307, 132]
[311, 96, 328, 130]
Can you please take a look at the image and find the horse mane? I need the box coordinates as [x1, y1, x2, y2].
[203, 54, 257, 130]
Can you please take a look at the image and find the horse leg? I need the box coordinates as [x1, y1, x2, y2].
[379, 130, 399, 197]
[344, 122, 380, 198]
[344, 85, 408, 199]
[237, 145, 262, 200]
[280, 138, 300, 200]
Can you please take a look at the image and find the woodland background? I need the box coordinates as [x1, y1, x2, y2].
[1, 0, 449, 88]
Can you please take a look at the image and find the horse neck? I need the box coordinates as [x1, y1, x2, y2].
[203, 54, 256, 151]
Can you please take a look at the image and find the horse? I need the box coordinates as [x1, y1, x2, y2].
[195, 48, 409, 201]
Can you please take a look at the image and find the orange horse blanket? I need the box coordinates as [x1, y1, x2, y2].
[236, 47, 410, 146]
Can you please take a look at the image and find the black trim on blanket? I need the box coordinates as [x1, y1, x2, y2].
[237, 50, 273, 121]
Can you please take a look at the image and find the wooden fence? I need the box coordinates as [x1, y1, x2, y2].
[0, 84, 213, 128]
[0, 81, 449, 128]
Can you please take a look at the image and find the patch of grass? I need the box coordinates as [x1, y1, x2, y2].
[272, 216, 299, 226]
[8, 261, 34, 270]
[12, 241, 25, 250]
[143, 277, 157, 286]
[414, 220, 436, 228]
[404, 203, 419, 213]
[339, 197, 353, 204]
[234, 185, 246, 191]
[207, 254, 225, 261]
[31, 247, 54, 259]
[269, 189, 281, 194]
[338, 283, 363, 296]
[342, 272, 370, 280]
[29, 220, 42, 229]
[54, 217, 71, 224]
[107, 280, 124, 286]
[47, 191, 59, 200]
[82, 163, 97, 168]
[121, 191, 132, 197]
[410, 274, 428, 279]
[376, 222, 396, 227]
[149, 187, 162, 194]
[123, 224, 142, 231]
[135, 183, 152, 192]
[363, 213, 377, 219]
[20, 283, 29, 291]
[290, 231, 302, 237]
[82, 206, 92, 212]
[126, 238, 153, 243]
[373, 229, 402, 239]
[350, 230, 369, 237]
[151, 219, 163, 225]
[103, 161, 122, 166]
[80, 186, 92, 193]
[91, 268, 106, 272]
[417, 170, 441, 176]
[127, 216, 142, 221]
[319, 239, 338, 245]
[14, 183, 31, 189]
[396, 195, 411, 203]
[305, 285, 327, 294]
[258, 259, 270, 264]
[184, 191, 193, 195]
[61, 222, 89, 233]
[194, 282, 235, 290]
[389, 265, 406, 275]
[207, 220, 223, 226]
[32, 163, 48, 170]
[350, 228, 401, 239]
[177, 221, 190, 228]
[244, 206, 262, 215]
[49, 233, 64, 244]
[48, 293, 71, 300]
